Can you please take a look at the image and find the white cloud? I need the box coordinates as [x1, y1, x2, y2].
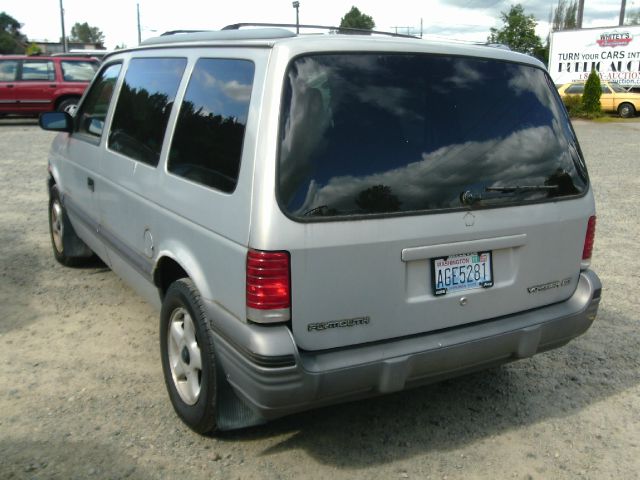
[197, 69, 252, 103]
[292, 125, 567, 215]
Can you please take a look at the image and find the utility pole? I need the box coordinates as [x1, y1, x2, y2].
[420, 18, 423, 38]
[59, 0, 67, 52]
[292, 2, 300, 34]
[137, 3, 142, 44]
[577, 0, 584, 28]
[619, 0, 627, 26]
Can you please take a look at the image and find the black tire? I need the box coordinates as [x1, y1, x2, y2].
[56, 97, 79, 113]
[160, 278, 218, 434]
[48, 185, 93, 267]
[617, 102, 636, 118]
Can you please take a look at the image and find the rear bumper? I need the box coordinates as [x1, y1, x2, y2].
[206, 269, 601, 422]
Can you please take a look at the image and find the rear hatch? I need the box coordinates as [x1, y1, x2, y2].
[275, 51, 591, 351]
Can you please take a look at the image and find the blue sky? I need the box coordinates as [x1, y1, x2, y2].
[2, 0, 637, 49]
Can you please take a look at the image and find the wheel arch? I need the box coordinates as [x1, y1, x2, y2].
[54, 94, 81, 111]
[48, 161, 61, 191]
[47, 173, 56, 192]
[153, 255, 190, 300]
[153, 251, 214, 303]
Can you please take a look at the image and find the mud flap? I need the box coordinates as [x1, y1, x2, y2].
[63, 226, 94, 258]
[215, 361, 266, 431]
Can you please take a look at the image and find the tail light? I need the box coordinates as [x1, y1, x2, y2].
[246, 249, 291, 323]
[581, 215, 596, 269]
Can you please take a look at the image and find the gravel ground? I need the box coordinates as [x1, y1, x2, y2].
[0, 117, 639, 480]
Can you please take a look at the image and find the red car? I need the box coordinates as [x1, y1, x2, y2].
[0, 55, 98, 115]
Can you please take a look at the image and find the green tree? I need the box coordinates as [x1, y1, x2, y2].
[536, 0, 578, 67]
[533, 43, 549, 65]
[488, 4, 544, 58]
[0, 12, 27, 54]
[552, 0, 578, 31]
[582, 70, 602, 115]
[70, 22, 105, 47]
[339, 6, 375, 33]
[626, 9, 640, 25]
[564, 1, 578, 29]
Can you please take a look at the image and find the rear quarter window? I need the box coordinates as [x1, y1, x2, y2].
[168, 58, 254, 193]
[61, 60, 98, 81]
[278, 53, 588, 220]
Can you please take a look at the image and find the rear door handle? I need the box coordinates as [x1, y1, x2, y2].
[87, 177, 95, 192]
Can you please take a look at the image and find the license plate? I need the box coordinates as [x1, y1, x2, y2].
[432, 251, 493, 296]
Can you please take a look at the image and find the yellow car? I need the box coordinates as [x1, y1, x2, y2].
[557, 81, 640, 118]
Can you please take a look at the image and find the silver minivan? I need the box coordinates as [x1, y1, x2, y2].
[40, 27, 601, 433]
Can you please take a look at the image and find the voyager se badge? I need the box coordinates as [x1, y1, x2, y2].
[527, 278, 571, 294]
[308, 316, 371, 332]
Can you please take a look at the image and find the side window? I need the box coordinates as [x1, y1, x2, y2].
[61, 60, 98, 81]
[0, 60, 18, 81]
[601, 85, 611, 94]
[108, 58, 186, 167]
[20, 60, 55, 81]
[168, 59, 255, 193]
[76, 63, 122, 138]
[566, 84, 584, 94]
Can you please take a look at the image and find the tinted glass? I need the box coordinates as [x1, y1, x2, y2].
[168, 59, 254, 192]
[278, 54, 588, 219]
[566, 84, 585, 94]
[0, 60, 18, 81]
[61, 60, 98, 81]
[601, 85, 611, 93]
[21, 61, 55, 81]
[109, 58, 186, 166]
[76, 63, 122, 137]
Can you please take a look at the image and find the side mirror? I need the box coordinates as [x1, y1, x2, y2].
[39, 112, 73, 133]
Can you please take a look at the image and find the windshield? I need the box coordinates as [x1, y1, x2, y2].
[278, 53, 588, 219]
[609, 82, 628, 93]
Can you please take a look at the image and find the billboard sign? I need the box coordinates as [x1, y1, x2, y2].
[549, 26, 640, 87]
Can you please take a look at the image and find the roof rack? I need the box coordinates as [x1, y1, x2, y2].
[160, 30, 205, 36]
[222, 22, 419, 39]
[141, 28, 296, 46]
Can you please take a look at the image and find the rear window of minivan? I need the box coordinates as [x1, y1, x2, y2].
[277, 53, 588, 220]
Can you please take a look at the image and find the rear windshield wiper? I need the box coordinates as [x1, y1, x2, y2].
[302, 205, 330, 216]
[461, 185, 558, 205]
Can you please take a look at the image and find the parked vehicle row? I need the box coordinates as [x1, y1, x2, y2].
[557, 80, 640, 118]
[0, 55, 98, 115]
